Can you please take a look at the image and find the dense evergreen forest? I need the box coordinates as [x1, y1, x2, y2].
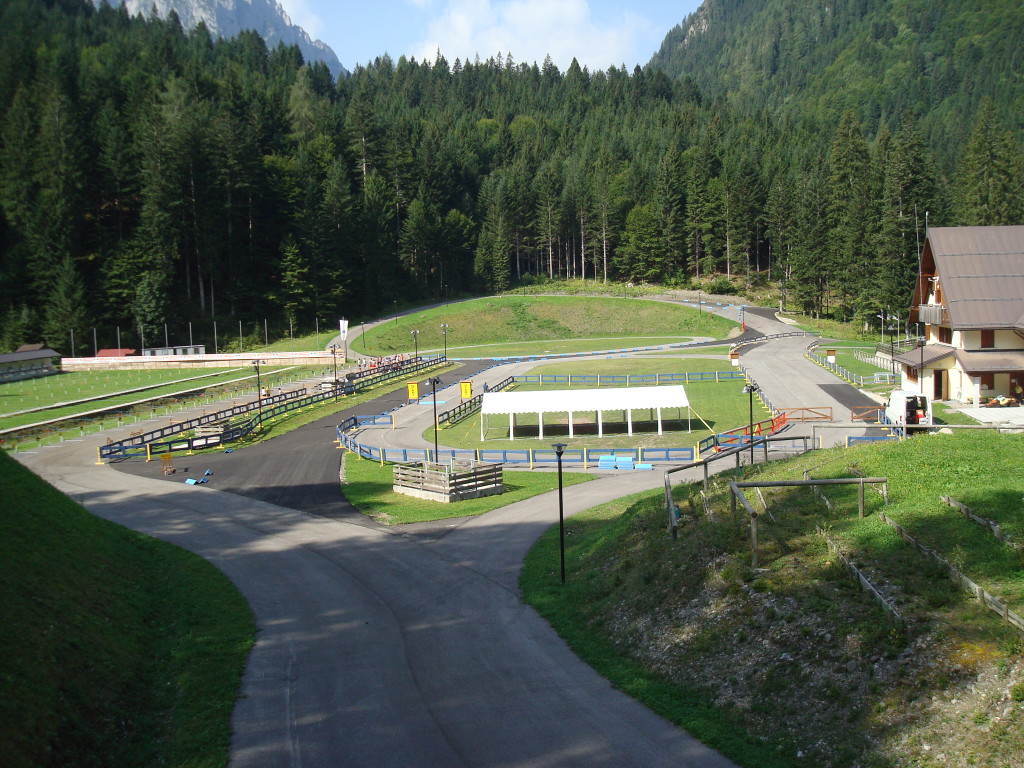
[0, 0, 1022, 354]
[651, 0, 1024, 166]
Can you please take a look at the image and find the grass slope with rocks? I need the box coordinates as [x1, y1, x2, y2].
[523, 430, 1024, 768]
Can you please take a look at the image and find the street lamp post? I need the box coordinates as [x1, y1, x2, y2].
[411, 329, 419, 360]
[252, 359, 265, 429]
[441, 324, 449, 360]
[429, 376, 442, 461]
[329, 344, 339, 401]
[552, 442, 567, 585]
[741, 382, 760, 466]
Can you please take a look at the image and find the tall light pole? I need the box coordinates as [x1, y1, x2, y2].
[552, 442, 567, 585]
[429, 376, 442, 461]
[441, 324, 449, 360]
[411, 329, 420, 360]
[329, 344, 339, 401]
[742, 382, 760, 465]
[252, 359, 265, 429]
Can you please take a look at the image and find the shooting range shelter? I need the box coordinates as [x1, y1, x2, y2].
[479, 385, 690, 440]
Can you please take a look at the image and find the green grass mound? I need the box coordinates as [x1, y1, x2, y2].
[0, 452, 253, 768]
[356, 295, 738, 356]
[523, 431, 1024, 768]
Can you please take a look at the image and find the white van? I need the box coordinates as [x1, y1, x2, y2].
[884, 390, 932, 428]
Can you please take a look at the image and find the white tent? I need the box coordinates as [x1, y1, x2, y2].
[479, 385, 690, 440]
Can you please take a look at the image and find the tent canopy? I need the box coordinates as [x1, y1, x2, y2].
[480, 385, 689, 415]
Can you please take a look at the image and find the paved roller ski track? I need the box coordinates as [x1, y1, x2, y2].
[16, 302, 874, 767]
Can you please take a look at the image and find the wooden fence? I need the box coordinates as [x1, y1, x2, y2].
[392, 460, 504, 502]
[941, 495, 1020, 550]
[877, 511, 1024, 634]
[818, 526, 905, 626]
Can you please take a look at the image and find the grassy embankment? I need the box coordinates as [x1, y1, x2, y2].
[0, 452, 253, 768]
[352, 295, 738, 357]
[522, 430, 1024, 768]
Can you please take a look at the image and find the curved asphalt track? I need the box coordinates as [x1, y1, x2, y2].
[16, 302, 875, 767]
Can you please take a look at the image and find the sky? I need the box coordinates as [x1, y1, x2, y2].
[277, 0, 705, 73]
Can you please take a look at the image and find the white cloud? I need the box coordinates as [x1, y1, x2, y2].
[413, 0, 651, 71]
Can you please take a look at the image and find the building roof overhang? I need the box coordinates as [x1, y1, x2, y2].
[480, 385, 689, 416]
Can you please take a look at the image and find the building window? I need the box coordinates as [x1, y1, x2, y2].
[980, 329, 995, 348]
[907, 366, 918, 383]
[980, 373, 994, 390]
[938, 326, 952, 344]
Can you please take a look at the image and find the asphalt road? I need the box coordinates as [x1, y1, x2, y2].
[16, 301, 875, 767]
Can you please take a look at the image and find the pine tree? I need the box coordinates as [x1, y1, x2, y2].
[42, 257, 89, 354]
[826, 111, 875, 321]
[953, 99, 1023, 226]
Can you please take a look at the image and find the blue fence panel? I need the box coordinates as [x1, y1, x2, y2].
[534, 448, 585, 463]
[601, 375, 627, 386]
[356, 414, 393, 426]
[478, 449, 531, 464]
[640, 447, 695, 462]
[574, 375, 599, 385]
[584, 447, 638, 461]
[431, 449, 479, 463]
[629, 374, 656, 385]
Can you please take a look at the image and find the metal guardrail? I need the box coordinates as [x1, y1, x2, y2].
[98, 357, 444, 461]
[513, 370, 746, 386]
[695, 413, 789, 455]
[335, 416, 696, 466]
[99, 389, 306, 459]
[437, 376, 514, 426]
[804, 341, 899, 388]
[662, 433, 816, 539]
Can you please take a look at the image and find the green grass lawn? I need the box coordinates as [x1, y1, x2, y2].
[0, 367, 249, 411]
[444, 336, 715, 358]
[340, 452, 592, 524]
[521, 430, 1024, 768]
[638, 345, 734, 356]
[533, 358, 735, 376]
[352, 295, 738, 357]
[0, 451, 253, 768]
[0, 367, 304, 431]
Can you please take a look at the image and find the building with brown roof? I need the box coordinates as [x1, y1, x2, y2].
[895, 225, 1024, 405]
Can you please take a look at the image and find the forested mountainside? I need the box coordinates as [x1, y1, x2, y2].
[649, 0, 1024, 165]
[0, 0, 1022, 354]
